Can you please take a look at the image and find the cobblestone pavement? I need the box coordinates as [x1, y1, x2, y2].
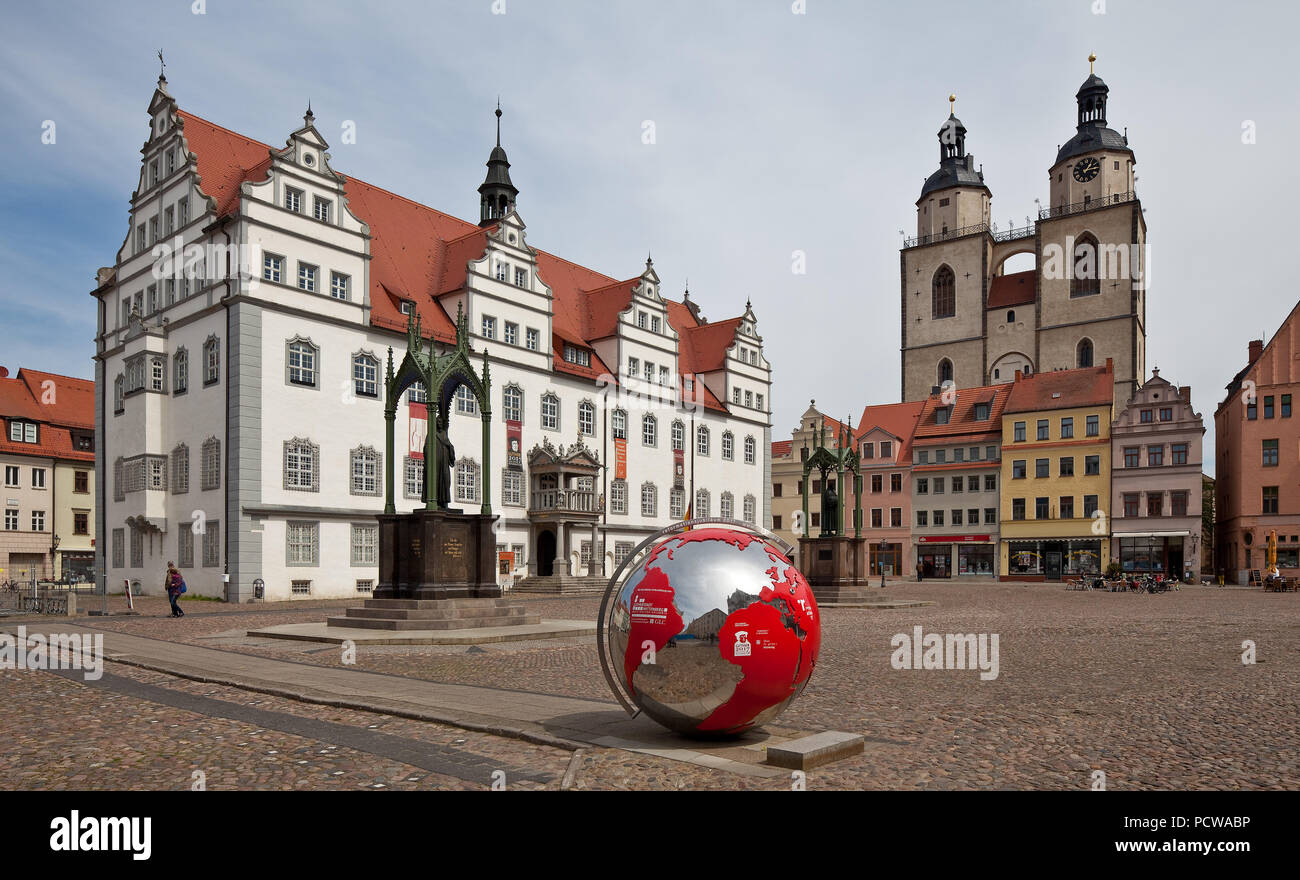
[4, 583, 1297, 789]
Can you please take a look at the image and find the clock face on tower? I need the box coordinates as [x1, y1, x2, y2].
[1073, 157, 1101, 182]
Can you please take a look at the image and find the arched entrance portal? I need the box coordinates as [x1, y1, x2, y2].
[537, 530, 556, 576]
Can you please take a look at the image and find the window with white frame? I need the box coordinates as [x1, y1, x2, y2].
[178, 197, 189, 225]
[659, 366, 669, 386]
[722, 431, 734, 460]
[744, 436, 756, 464]
[743, 495, 756, 525]
[525, 328, 539, 351]
[350, 446, 380, 495]
[404, 456, 424, 499]
[641, 483, 657, 517]
[612, 409, 626, 440]
[541, 394, 559, 430]
[283, 438, 319, 491]
[564, 345, 591, 367]
[651, 315, 661, 333]
[504, 322, 518, 345]
[610, 479, 627, 515]
[733, 388, 742, 404]
[201, 438, 220, 490]
[351, 524, 378, 566]
[628, 357, 639, 377]
[313, 197, 331, 223]
[745, 390, 753, 407]
[3, 509, 17, 531]
[697, 425, 710, 456]
[455, 384, 479, 415]
[514, 267, 527, 287]
[643, 414, 657, 446]
[164, 206, 174, 234]
[495, 261, 508, 281]
[287, 339, 318, 387]
[455, 458, 480, 503]
[176, 525, 193, 568]
[482, 316, 497, 339]
[644, 362, 654, 382]
[407, 381, 428, 404]
[353, 353, 378, 398]
[148, 458, 166, 491]
[31, 510, 46, 532]
[297, 263, 318, 292]
[202, 519, 220, 567]
[670, 488, 685, 519]
[672, 420, 684, 451]
[502, 469, 523, 506]
[286, 521, 318, 565]
[331, 272, 349, 300]
[695, 489, 711, 518]
[203, 337, 220, 385]
[284, 187, 302, 212]
[579, 401, 595, 436]
[151, 357, 165, 392]
[502, 385, 523, 422]
[263, 253, 283, 283]
[171, 444, 189, 494]
[637, 311, 647, 329]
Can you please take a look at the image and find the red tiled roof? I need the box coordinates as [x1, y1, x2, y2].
[0, 369, 94, 462]
[987, 269, 1036, 310]
[1004, 361, 1114, 414]
[914, 382, 1011, 441]
[175, 109, 737, 407]
[771, 440, 793, 458]
[854, 400, 925, 459]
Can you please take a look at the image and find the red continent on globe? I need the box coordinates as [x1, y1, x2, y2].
[620, 527, 820, 734]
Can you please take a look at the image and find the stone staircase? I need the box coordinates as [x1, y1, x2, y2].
[326, 597, 540, 631]
[809, 584, 879, 605]
[511, 574, 609, 595]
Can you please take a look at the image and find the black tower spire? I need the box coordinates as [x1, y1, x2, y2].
[478, 101, 518, 226]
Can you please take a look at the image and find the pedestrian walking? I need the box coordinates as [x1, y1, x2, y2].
[916, 561, 924, 583]
[164, 561, 186, 618]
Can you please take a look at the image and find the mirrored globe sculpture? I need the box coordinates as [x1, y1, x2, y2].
[599, 521, 821, 736]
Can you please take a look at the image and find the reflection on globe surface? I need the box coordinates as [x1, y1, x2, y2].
[605, 525, 820, 736]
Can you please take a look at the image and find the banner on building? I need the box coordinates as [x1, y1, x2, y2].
[408, 402, 427, 460]
[506, 419, 523, 470]
[614, 437, 628, 480]
[673, 448, 685, 490]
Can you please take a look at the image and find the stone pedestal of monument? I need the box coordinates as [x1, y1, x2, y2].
[798, 535, 871, 604]
[375, 509, 499, 600]
[327, 509, 535, 633]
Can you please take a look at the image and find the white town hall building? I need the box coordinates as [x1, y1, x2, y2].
[92, 76, 772, 601]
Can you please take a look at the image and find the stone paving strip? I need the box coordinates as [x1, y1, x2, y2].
[3, 622, 796, 779]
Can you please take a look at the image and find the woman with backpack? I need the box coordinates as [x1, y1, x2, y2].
[164, 561, 186, 618]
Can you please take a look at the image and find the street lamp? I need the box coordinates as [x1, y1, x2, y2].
[50, 533, 61, 584]
[879, 540, 889, 589]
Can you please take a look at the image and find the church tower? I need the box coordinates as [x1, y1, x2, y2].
[900, 96, 992, 402]
[1036, 55, 1145, 405]
[478, 103, 518, 226]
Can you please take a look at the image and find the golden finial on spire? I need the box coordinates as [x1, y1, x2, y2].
[949, 94, 956, 115]
[1089, 53, 1096, 74]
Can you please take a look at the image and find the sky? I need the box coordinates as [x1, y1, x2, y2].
[0, 0, 1294, 476]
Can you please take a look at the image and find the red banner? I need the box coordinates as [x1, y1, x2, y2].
[506, 419, 522, 470]
[614, 437, 627, 480]
[918, 534, 991, 544]
[673, 448, 685, 490]
[408, 402, 427, 460]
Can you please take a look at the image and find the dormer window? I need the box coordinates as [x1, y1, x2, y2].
[400, 301, 413, 316]
[563, 345, 591, 367]
[935, 407, 951, 425]
[8, 420, 37, 444]
[881, 441, 893, 457]
[974, 403, 990, 420]
[862, 442, 875, 459]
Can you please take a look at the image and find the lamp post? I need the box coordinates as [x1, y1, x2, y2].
[879, 540, 888, 589]
[50, 533, 61, 585]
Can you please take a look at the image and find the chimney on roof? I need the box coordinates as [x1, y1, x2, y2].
[1014, 369, 1022, 381]
[1249, 339, 1264, 363]
[0, 367, 7, 378]
[1178, 385, 1191, 402]
[930, 385, 941, 396]
[1105, 357, 1113, 371]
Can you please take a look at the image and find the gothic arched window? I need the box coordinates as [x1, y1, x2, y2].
[1077, 338, 1094, 369]
[932, 266, 955, 319]
[938, 358, 954, 386]
[1071, 233, 1101, 298]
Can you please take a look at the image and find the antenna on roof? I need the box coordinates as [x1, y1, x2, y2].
[495, 97, 502, 147]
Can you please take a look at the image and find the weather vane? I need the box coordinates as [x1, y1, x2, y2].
[158, 49, 166, 79]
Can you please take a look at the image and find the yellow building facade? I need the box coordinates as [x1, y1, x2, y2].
[999, 363, 1115, 580]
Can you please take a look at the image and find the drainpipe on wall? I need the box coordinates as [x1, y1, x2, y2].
[218, 220, 234, 601]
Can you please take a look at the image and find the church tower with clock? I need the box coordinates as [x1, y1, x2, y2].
[900, 56, 1146, 407]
